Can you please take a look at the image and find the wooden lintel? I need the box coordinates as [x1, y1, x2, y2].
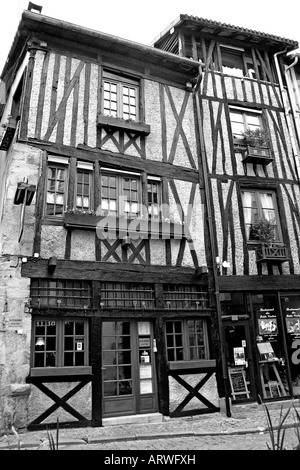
[24, 139, 201, 184]
[21, 258, 206, 284]
[218, 275, 300, 291]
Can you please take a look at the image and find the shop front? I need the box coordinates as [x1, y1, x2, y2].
[220, 291, 300, 404]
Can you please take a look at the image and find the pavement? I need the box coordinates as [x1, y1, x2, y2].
[1, 399, 300, 450]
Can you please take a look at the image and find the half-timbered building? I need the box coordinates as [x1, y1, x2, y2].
[0, 6, 218, 432]
[153, 15, 300, 406]
[1, 5, 300, 434]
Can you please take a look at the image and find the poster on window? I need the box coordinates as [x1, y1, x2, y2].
[257, 308, 278, 340]
[285, 308, 300, 337]
[233, 347, 246, 366]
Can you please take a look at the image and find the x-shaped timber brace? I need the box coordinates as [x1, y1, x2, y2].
[26, 375, 92, 430]
[168, 367, 219, 417]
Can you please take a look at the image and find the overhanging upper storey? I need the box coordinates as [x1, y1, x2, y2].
[1, 10, 200, 91]
[151, 14, 299, 56]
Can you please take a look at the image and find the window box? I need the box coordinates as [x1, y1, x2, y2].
[242, 145, 273, 165]
[97, 114, 151, 136]
[64, 211, 102, 229]
[64, 212, 187, 239]
[256, 244, 289, 263]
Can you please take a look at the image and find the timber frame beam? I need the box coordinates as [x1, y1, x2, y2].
[21, 258, 207, 284]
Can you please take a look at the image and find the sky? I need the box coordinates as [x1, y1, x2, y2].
[1, 0, 300, 75]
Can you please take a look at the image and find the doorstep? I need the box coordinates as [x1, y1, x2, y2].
[102, 412, 163, 426]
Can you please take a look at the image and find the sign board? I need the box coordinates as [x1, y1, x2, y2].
[234, 347, 246, 366]
[268, 381, 281, 397]
[8, 318, 23, 329]
[228, 367, 250, 399]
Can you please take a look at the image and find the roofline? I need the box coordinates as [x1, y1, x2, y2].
[151, 13, 299, 50]
[1, 10, 200, 80]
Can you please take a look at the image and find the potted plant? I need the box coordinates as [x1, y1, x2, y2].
[243, 128, 270, 148]
[250, 218, 289, 263]
[241, 128, 272, 165]
[250, 218, 277, 246]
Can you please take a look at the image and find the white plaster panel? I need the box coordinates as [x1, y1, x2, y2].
[70, 230, 96, 261]
[40, 225, 66, 258]
[144, 80, 162, 162]
[28, 50, 44, 138]
[41, 52, 55, 140]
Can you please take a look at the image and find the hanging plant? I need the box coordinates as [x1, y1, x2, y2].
[243, 128, 270, 148]
[250, 218, 277, 245]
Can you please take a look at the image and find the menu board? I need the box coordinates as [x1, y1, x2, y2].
[228, 367, 250, 399]
[257, 308, 278, 341]
[285, 308, 300, 337]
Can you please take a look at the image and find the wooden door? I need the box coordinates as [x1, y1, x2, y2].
[102, 320, 158, 417]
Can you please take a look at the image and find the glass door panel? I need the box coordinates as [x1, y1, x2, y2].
[102, 321, 133, 397]
[281, 295, 300, 396]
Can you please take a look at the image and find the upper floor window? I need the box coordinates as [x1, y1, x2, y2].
[100, 168, 141, 218]
[76, 161, 94, 210]
[99, 168, 162, 220]
[45, 156, 69, 216]
[165, 319, 209, 362]
[147, 177, 161, 220]
[220, 45, 262, 80]
[103, 71, 139, 121]
[241, 189, 281, 242]
[230, 107, 262, 145]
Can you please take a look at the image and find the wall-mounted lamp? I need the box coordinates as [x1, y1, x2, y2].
[35, 337, 45, 347]
[48, 256, 57, 272]
[13, 181, 36, 206]
[216, 257, 231, 274]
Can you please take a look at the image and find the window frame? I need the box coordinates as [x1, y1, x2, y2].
[229, 106, 263, 146]
[220, 45, 263, 80]
[165, 318, 210, 363]
[241, 188, 283, 244]
[75, 161, 94, 211]
[147, 176, 162, 221]
[44, 155, 69, 217]
[102, 70, 140, 121]
[99, 167, 142, 219]
[30, 316, 91, 377]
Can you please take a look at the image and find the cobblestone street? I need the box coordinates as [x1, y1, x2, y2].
[51, 426, 299, 451]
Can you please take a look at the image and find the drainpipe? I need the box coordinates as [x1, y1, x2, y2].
[192, 67, 231, 418]
[273, 49, 300, 181]
[284, 51, 300, 152]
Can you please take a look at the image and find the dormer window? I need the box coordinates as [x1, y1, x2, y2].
[220, 45, 262, 80]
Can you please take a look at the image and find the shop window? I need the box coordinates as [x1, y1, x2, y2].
[32, 317, 89, 371]
[163, 285, 209, 309]
[165, 319, 209, 362]
[30, 279, 92, 309]
[102, 71, 139, 121]
[45, 155, 69, 216]
[100, 282, 155, 309]
[252, 293, 289, 398]
[241, 189, 282, 242]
